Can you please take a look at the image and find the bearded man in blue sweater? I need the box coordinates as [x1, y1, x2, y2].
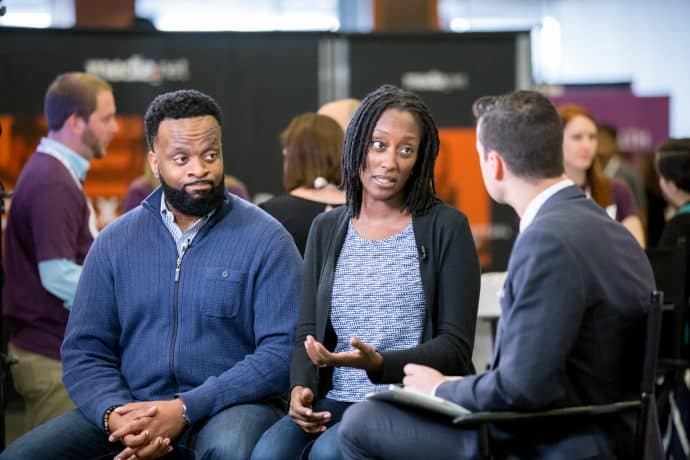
[0, 89, 302, 460]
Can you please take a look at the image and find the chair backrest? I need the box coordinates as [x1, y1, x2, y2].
[646, 245, 688, 364]
[641, 291, 664, 396]
[634, 290, 664, 458]
[453, 290, 665, 459]
[646, 245, 686, 309]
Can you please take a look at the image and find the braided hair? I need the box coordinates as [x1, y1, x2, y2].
[342, 84, 440, 218]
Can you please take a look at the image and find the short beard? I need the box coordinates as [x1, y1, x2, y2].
[159, 174, 225, 217]
[81, 126, 104, 159]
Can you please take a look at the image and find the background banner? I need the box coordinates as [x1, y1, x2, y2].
[0, 28, 526, 269]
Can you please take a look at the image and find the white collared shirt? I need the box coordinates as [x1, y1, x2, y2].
[519, 179, 574, 233]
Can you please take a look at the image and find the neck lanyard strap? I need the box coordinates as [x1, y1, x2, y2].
[676, 202, 690, 216]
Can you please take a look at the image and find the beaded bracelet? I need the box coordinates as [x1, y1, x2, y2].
[103, 405, 119, 435]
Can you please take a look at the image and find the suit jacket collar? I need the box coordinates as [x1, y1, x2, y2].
[520, 179, 575, 232]
[532, 185, 586, 221]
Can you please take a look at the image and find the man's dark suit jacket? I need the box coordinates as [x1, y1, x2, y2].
[436, 185, 656, 458]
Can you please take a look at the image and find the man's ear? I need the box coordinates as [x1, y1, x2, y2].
[487, 150, 505, 181]
[148, 150, 159, 179]
[66, 113, 87, 135]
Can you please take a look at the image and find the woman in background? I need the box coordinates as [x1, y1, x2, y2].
[260, 113, 345, 255]
[558, 104, 645, 246]
[252, 84, 480, 460]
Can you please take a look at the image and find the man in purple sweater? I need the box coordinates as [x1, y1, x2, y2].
[2, 72, 118, 430]
[1, 89, 302, 460]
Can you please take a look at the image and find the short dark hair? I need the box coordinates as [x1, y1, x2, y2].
[144, 89, 222, 150]
[473, 90, 563, 181]
[44, 72, 112, 131]
[281, 113, 343, 191]
[656, 138, 690, 193]
[342, 84, 439, 217]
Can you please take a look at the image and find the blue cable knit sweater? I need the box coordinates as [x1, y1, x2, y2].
[61, 188, 302, 428]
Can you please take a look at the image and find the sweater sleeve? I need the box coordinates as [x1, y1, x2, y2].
[372, 210, 480, 382]
[177, 231, 303, 423]
[61, 231, 134, 430]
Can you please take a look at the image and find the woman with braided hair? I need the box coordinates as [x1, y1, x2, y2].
[252, 84, 480, 460]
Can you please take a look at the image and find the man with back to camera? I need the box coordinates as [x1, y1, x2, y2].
[338, 90, 660, 459]
[0, 89, 302, 460]
[2, 72, 118, 430]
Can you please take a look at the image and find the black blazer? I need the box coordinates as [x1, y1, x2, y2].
[290, 202, 480, 399]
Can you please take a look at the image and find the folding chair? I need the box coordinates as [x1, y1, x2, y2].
[452, 291, 664, 459]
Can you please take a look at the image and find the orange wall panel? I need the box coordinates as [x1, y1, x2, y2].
[0, 114, 147, 228]
[435, 127, 492, 267]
